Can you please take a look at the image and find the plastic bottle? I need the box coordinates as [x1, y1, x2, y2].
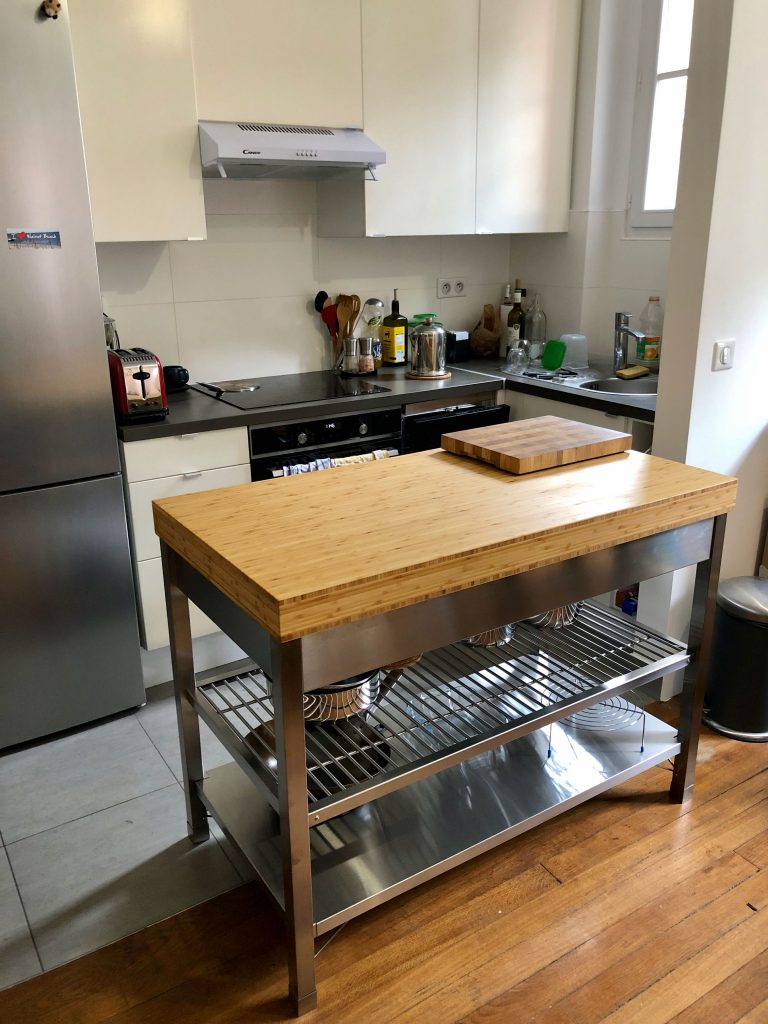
[359, 297, 385, 368]
[638, 295, 663, 364]
[381, 288, 408, 365]
[525, 294, 547, 364]
[498, 284, 513, 358]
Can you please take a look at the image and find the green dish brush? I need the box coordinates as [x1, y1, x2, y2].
[541, 339, 567, 371]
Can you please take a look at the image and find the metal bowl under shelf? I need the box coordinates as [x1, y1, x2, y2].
[524, 603, 583, 630]
[302, 671, 383, 722]
[463, 624, 515, 647]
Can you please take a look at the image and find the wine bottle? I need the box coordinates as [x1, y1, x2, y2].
[505, 289, 525, 356]
[498, 284, 513, 358]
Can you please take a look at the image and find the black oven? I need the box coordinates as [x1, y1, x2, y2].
[249, 407, 402, 480]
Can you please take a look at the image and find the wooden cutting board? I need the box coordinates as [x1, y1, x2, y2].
[441, 416, 632, 474]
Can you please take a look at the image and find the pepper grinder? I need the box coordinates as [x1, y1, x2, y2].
[343, 337, 359, 374]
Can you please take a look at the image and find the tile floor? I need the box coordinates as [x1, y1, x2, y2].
[0, 688, 248, 992]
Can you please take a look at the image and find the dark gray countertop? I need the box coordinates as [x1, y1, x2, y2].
[457, 358, 656, 423]
[117, 365, 506, 441]
[118, 359, 655, 442]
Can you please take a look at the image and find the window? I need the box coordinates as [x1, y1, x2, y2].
[628, 0, 695, 229]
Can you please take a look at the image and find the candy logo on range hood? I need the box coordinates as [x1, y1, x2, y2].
[198, 121, 386, 181]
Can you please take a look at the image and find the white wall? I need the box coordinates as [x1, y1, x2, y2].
[655, 0, 768, 580]
[96, 180, 510, 382]
[508, 0, 671, 361]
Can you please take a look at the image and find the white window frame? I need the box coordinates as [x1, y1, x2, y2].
[627, 0, 690, 230]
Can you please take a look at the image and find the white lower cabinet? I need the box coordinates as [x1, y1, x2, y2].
[123, 428, 250, 483]
[137, 559, 220, 651]
[121, 427, 251, 650]
[516, 393, 628, 432]
[129, 464, 252, 563]
[507, 391, 654, 452]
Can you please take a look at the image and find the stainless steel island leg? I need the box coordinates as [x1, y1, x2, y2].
[670, 514, 727, 803]
[161, 542, 209, 843]
[271, 639, 317, 1015]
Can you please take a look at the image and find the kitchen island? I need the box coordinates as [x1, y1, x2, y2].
[153, 444, 736, 1015]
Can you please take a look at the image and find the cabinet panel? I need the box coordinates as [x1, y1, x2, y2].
[361, 0, 479, 236]
[190, 0, 363, 128]
[137, 557, 218, 650]
[122, 428, 250, 483]
[514, 393, 628, 433]
[129, 465, 252, 562]
[69, 0, 206, 242]
[476, 0, 580, 233]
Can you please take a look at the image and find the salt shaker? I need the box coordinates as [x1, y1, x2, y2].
[358, 337, 375, 373]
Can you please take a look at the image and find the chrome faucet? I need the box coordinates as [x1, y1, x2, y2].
[614, 312, 645, 373]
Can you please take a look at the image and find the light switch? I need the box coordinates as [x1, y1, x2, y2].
[712, 339, 735, 371]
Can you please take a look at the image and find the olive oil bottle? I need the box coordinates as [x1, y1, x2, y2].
[381, 288, 408, 365]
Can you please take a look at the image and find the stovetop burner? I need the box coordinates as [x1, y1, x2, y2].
[195, 371, 391, 410]
[201, 378, 262, 393]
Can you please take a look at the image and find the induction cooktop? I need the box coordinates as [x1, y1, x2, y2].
[195, 371, 391, 410]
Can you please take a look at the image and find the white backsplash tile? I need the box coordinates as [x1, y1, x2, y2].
[96, 243, 173, 307]
[580, 285, 664, 362]
[436, 284, 508, 333]
[439, 235, 511, 284]
[317, 235, 441, 288]
[102, 182, 678, 380]
[169, 213, 315, 304]
[528, 286, 585, 345]
[202, 178, 316, 217]
[508, 211, 588, 291]
[175, 296, 328, 381]
[584, 211, 670, 291]
[104, 303, 180, 367]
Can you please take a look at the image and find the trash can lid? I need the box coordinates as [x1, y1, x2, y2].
[717, 576, 768, 624]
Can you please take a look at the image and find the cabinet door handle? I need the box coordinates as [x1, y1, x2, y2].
[182, 471, 202, 479]
[178, 433, 198, 440]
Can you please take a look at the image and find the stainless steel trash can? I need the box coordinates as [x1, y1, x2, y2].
[703, 576, 768, 742]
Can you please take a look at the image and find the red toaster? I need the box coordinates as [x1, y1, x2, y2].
[107, 347, 169, 423]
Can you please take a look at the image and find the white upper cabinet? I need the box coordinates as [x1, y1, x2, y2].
[69, 0, 206, 243]
[361, 0, 479, 236]
[189, 0, 363, 128]
[320, 0, 579, 236]
[476, 0, 580, 234]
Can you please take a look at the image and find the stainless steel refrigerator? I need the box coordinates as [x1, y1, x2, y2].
[0, 1, 145, 748]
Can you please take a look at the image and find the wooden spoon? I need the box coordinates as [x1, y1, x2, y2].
[349, 294, 361, 336]
[335, 295, 353, 365]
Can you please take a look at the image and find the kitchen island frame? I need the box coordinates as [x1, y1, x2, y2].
[159, 498, 726, 1016]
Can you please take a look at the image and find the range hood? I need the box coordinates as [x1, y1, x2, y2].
[198, 121, 386, 181]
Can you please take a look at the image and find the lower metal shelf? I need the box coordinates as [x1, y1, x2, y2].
[196, 602, 688, 824]
[200, 708, 681, 935]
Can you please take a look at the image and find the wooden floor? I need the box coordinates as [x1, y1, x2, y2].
[2, 707, 767, 1024]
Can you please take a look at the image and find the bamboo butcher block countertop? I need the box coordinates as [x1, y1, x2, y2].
[152, 450, 737, 642]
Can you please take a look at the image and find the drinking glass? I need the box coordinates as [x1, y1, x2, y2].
[505, 346, 529, 374]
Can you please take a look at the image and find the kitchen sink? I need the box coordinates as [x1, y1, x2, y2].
[579, 377, 658, 395]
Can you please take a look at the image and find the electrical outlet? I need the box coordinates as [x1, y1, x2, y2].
[437, 278, 466, 298]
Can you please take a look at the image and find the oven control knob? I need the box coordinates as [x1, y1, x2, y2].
[359, 422, 369, 436]
[297, 431, 308, 446]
